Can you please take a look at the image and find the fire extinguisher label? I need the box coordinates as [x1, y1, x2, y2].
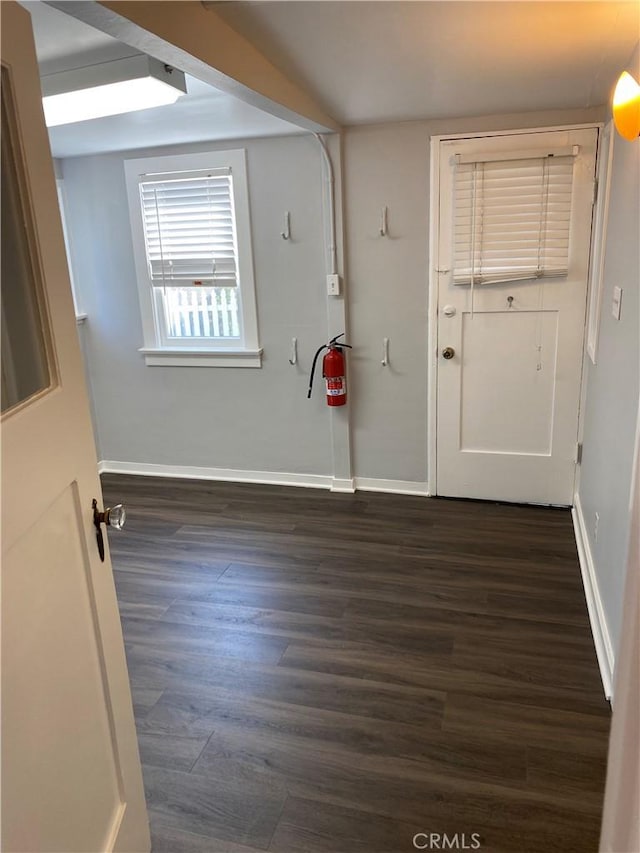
[326, 378, 346, 395]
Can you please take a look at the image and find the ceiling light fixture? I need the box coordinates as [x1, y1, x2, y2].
[41, 56, 187, 127]
[612, 71, 640, 141]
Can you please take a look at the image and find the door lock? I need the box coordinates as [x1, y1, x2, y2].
[92, 499, 126, 562]
[442, 347, 455, 360]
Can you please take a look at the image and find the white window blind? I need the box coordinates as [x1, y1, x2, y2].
[139, 167, 238, 286]
[453, 154, 575, 286]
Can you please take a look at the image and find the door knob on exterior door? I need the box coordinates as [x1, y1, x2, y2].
[92, 498, 126, 562]
[442, 347, 455, 360]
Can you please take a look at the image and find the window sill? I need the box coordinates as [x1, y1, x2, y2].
[139, 347, 263, 368]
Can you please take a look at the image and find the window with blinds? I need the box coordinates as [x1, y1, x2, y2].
[138, 167, 238, 287]
[126, 148, 259, 362]
[453, 153, 575, 286]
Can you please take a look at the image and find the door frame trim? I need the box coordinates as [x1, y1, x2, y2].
[426, 122, 603, 498]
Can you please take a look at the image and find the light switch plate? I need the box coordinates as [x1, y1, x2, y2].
[327, 274, 340, 296]
[612, 286, 622, 321]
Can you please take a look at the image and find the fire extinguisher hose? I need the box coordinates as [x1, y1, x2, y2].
[307, 344, 328, 399]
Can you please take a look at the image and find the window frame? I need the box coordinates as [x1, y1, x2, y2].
[55, 177, 86, 323]
[586, 121, 614, 365]
[124, 148, 261, 368]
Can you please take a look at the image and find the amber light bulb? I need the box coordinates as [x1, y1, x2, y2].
[613, 71, 640, 141]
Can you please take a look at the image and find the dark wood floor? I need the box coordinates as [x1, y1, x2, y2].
[102, 474, 611, 853]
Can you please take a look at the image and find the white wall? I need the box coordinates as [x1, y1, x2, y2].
[600, 409, 640, 852]
[62, 134, 333, 477]
[576, 45, 640, 666]
[344, 106, 605, 483]
[63, 106, 606, 487]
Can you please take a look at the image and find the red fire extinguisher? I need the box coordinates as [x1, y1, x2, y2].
[308, 333, 352, 406]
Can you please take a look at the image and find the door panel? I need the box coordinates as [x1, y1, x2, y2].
[435, 127, 598, 505]
[3, 485, 123, 853]
[459, 310, 558, 455]
[0, 4, 149, 851]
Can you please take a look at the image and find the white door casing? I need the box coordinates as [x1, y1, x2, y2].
[1, 4, 149, 852]
[434, 127, 598, 505]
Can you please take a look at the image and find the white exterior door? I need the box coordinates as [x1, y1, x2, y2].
[1, 4, 149, 851]
[435, 127, 598, 505]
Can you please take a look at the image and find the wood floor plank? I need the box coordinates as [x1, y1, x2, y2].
[344, 596, 596, 650]
[159, 600, 455, 657]
[114, 574, 221, 607]
[182, 582, 349, 618]
[188, 713, 534, 815]
[130, 686, 163, 720]
[143, 764, 287, 849]
[149, 687, 526, 786]
[483, 588, 592, 626]
[451, 635, 607, 696]
[150, 818, 260, 853]
[268, 796, 421, 853]
[279, 642, 609, 715]
[525, 745, 608, 796]
[111, 551, 230, 579]
[137, 729, 210, 772]
[443, 693, 610, 755]
[121, 615, 290, 665]
[217, 562, 490, 613]
[117, 600, 171, 620]
[109, 538, 232, 577]
[292, 517, 578, 563]
[100, 475, 610, 853]
[135, 655, 446, 730]
[267, 792, 601, 853]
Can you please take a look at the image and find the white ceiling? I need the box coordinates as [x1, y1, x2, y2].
[23, 0, 136, 74]
[22, 0, 304, 158]
[212, 0, 640, 124]
[21, 0, 640, 157]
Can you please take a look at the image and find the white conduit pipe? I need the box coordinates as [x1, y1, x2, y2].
[314, 133, 338, 276]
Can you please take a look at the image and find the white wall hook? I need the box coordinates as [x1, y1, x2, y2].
[288, 337, 298, 365]
[281, 211, 291, 240]
[379, 206, 388, 237]
[381, 337, 389, 366]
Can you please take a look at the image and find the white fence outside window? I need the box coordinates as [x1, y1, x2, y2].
[162, 287, 240, 339]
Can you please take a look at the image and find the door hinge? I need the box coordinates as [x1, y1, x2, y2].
[575, 442, 583, 465]
[592, 178, 599, 207]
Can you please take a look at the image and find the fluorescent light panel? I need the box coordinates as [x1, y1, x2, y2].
[41, 56, 187, 127]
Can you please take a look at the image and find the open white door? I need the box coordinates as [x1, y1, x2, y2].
[434, 127, 597, 505]
[1, 4, 149, 851]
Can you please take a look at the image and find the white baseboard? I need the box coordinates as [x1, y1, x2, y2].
[97, 461, 431, 498]
[330, 478, 356, 494]
[355, 477, 429, 496]
[98, 460, 332, 490]
[572, 491, 614, 700]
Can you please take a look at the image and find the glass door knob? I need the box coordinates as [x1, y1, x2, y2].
[92, 499, 126, 562]
[105, 504, 126, 530]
